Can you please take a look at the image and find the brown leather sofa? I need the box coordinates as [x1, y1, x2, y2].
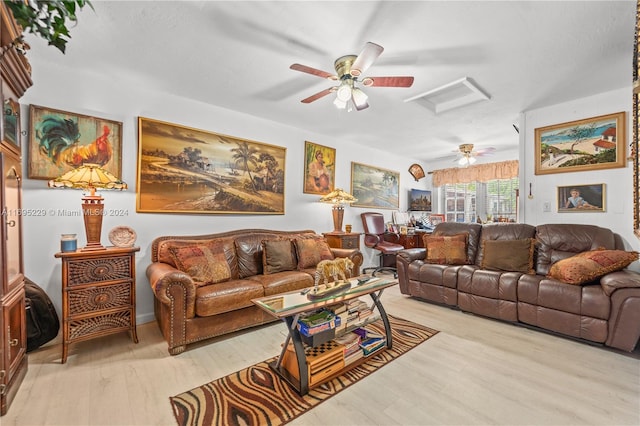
[397, 222, 640, 352]
[147, 229, 363, 355]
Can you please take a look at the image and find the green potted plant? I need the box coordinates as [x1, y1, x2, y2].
[4, 0, 93, 54]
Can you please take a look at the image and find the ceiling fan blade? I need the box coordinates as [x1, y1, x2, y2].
[475, 147, 497, 156]
[301, 87, 335, 103]
[350, 42, 384, 77]
[290, 64, 338, 80]
[362, 76, 414, 87]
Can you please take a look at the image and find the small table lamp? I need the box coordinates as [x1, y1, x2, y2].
[319, 188, 357, 233]
[48, 163, 127, 251]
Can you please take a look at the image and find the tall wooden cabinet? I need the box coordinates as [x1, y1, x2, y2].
[0, 2, 32, 416]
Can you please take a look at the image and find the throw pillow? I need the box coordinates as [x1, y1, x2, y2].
[547, 249, 639, 285]
[262, 239, 296, 274]
[294, 238, 321, 269]
[168, 245, 231, 286]
[297, 234, 334, 260]
[423, 233, 468, 265]
[481, 238, 535, 274]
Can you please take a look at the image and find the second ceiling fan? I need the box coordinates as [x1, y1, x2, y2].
[290, 42, 414, 111]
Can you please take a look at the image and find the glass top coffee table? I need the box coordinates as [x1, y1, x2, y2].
[252, 276, 397, 395]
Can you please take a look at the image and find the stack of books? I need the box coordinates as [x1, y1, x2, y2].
[354, 327, 386, 356]
[344, 299, 376, 326]
[297, 309, 340, 336]
[333, 331, 363, 366]
[297, 309, 341, 346]
[325, 303, 348, 333]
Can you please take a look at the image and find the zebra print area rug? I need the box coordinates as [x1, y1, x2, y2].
[170, 315, 438, 426]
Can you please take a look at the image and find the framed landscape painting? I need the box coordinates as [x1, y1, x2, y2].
[350, 162, 399, 209]
[303, 141, 335, 195]
[535, 112, 626, 175]
[28, 105, 123, 180]
[409, 188, 432, 211]
[137, 117, 285, 214]
[557, 183, 605, 213]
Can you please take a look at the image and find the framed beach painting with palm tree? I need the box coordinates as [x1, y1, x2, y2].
[350, 162, 399, 209]
[534, 111, 626, 175]
[137, 117, 286, 214]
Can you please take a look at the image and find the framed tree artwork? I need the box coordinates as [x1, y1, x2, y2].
[28, 104, 123, 180]
[137, 117, 286, 214]
[303, 141, 335, 195]
[350, 162, 399, 209]
[534, 111, 626, 175]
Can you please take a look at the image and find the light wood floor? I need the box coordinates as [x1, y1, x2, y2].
[3, 283, 639, 426]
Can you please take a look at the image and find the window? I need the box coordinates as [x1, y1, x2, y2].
[443, 177, 518, 222]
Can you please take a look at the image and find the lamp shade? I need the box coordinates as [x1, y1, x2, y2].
[319, 189, 357, 233]
[319, 188, 357, 205]
[48, 163, 127, 194]
[48, 163, 127, 251]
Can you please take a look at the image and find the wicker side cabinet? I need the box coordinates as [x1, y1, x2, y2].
[54, 246, 140, 363]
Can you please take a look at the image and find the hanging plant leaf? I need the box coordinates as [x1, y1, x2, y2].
[5, 0, 93, 54]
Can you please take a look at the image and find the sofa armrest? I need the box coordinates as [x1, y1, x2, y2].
[396, 249, 426, 294]
[146, 262, 196, 319]
[599, 270, 640, 351]
[397, 248, 426, 263]
[330, 248, 364, 277]
[600, 269, 640, 296]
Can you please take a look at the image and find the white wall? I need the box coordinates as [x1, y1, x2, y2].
[19, 62, 428, 324]
[520, 87, 640, 254]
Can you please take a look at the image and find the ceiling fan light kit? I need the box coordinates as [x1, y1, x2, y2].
[290, 42, 414, 112]
[455, 143, 495, 167]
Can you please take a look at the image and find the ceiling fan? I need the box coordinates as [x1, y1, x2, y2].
[290, 42, 414, 111]
[455, 143, 496, 166]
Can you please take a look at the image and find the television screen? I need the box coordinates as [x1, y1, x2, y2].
[409, 189, 432, 211]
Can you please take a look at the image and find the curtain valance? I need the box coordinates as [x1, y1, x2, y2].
[432, 160, 519, 187]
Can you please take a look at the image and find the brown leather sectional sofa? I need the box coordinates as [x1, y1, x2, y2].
[396, 222, 640, 352]
[147, 229, 363, 355]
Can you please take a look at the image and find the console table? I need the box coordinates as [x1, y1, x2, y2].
[252, 277, 397, 395]
[398, 231, 430, 248]
[54, 246, 139, 363]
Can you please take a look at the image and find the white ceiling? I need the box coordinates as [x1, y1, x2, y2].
[24, 1, 635, 167]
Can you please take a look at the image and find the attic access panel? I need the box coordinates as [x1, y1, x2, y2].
[404, 77, 490, 114]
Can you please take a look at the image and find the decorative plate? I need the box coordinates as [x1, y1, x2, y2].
[109, 226, 137, 247]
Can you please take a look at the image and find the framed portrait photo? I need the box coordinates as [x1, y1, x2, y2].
[303, 141, 335, 195]
[557, 183, 605, 213]
[535, 111, 626, 175]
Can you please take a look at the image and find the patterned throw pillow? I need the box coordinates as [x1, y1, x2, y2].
[481, 238, 535, 274]
[262, 239, 296, 274]
[297, 235, 334, 260]
[168, 245, 231, 286]
[547, 249, 639, 285]
[294, 238, 322, 269]
[423, 233, 468, 265]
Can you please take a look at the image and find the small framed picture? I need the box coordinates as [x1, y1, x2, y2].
[429, 214, 445, 225]
[557, 184, 605, 212]
[303, 141, 335, 195]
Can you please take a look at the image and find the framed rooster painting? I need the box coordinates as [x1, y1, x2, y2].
[28, 105, 123, 180]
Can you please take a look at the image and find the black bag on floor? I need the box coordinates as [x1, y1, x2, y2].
[24, 277, 60, 352]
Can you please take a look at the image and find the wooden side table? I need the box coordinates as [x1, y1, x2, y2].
[323, 232, 361, 250]
[54, 246, 140, 363]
